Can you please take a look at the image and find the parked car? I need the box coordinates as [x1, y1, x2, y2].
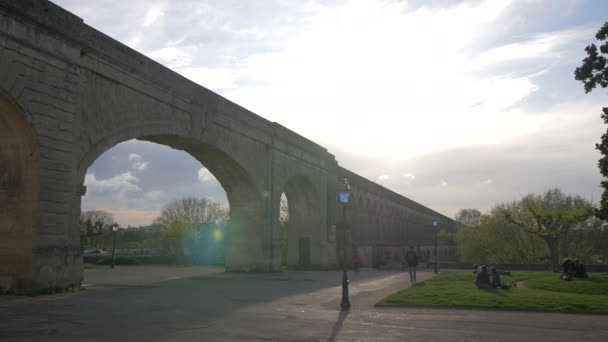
[84, 249, 108, 255]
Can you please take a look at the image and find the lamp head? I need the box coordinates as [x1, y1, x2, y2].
[338, 178, 350, 205]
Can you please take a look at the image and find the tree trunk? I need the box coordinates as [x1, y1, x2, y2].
[177, 239, 184, 263]
[545, 237, 560, 272]
[563, 228, 570, 258]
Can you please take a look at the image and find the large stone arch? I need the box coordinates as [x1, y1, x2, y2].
[0, 91, 40, 293]
[76, 125, 267, 271]
[280, 174, 322, 268]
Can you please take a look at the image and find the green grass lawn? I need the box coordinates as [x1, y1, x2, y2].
[377, 271, 608, 313]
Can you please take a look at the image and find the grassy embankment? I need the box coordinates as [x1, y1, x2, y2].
[377, 271, 608, 313]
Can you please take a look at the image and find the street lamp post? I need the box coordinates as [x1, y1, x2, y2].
[432, 220, 438, 274]
[337, 178, 351, 311]
[111, 223, 119, 269]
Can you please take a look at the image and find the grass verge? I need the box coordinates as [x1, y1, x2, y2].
[377, 271, 608, 314]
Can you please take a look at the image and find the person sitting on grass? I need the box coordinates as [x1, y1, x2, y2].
[472, 264, 479, 274]
[475, 265, 491, 288]
[573, 259, 588, 278]
[560, 258, 575, 280]
[490, 267, 516, 289]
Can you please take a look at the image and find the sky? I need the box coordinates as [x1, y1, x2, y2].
[53, 0, 608, 226]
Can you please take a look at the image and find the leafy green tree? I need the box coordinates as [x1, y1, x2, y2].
[561, 216, 608, 264]
[575, 22, 608, 220]
[454, 208, 483, 228]
[502, 189, 593, 271]
[455, 208, 545, 264]
[155, 197, 228, 260]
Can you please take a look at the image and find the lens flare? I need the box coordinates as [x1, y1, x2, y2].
[213, 228, 223, 241]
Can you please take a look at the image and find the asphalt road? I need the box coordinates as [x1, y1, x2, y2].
[1, 266, 606, 341]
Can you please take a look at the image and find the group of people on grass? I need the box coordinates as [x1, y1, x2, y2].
[560, 258, 588, 280]
[473, 264, 516, 289]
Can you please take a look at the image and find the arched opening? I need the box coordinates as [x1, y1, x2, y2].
[77, 133, 265, 271]
[80, 139, 230, 266]
[0, 93, 39, 293]
[279, 175, 321, 269]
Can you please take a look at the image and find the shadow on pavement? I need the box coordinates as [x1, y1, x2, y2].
[328, 310, 350, 341]
[0, 267, 400, 341]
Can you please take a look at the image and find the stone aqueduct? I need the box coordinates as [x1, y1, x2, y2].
[0, 0, 456, 293]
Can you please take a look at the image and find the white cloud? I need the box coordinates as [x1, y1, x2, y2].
[402, 173, 416, 185]
[220, 24, 266, 39]
[143, 6, 165, 27]
[220, 0, 554, 159]
[377, 175, 390, 181]
[198, 167, 216, 183]
[146, 46, 197, 69]
[473, 26, 595, 69]
[127, 153, 148, 171]
[84, 172, 140, 194]
[128, 153, 142, 161]
[482, 179, 493, 185]
[132, 161, 148, 172]
[441, 180, 449, 187]
[403, 173, 416, 180]
[180, 67, 238, 90]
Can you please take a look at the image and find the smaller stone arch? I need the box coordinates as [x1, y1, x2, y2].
[280, 174, 322, 268]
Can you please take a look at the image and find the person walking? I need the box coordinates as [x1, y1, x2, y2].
[404, 246, 418, 283]
[352, 253, 361, 272]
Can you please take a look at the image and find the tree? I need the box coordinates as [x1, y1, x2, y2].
[454, 208, 483, 228]
[156, 197, 227, 228]
[80, 210, 115, 247]
[575, 22, 608, 220]
[455, 208, 545, 264]
[575, 22, 608, 92]
[561, 216, 608, 264]
[155, 197, 228, 260]
[502, 189, 593, 271]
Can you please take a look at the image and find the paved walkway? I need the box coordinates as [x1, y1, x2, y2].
[1, 266, 606, 341]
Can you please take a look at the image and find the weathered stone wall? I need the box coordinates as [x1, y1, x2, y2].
[0, 1, 84, 292]
[338, 167, 458, 268]
[0, 92, 39, 293]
